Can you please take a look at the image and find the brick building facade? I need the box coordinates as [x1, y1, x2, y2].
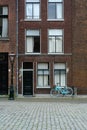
[0, 0, 16, 95]
[18, 0, 72, 96]
[0, 0, 87, 96]
[72, 0, 87, 94]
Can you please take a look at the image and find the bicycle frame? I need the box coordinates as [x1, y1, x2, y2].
[55, 85, 69, 95]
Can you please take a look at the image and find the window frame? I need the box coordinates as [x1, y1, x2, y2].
[25, 29, 41, 54]
[37, 63, 50, 88]
[47, 0, 64, 21]
[48, 29, 64, 54]
[0, 6, 8, 39]
[25, 0, 41, 20]
[54, 63, 66, 87]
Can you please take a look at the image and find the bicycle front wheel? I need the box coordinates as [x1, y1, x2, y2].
[50, 89, 58, 96]
[67, 87, 73, 96]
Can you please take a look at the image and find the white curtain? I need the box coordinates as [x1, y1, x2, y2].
[38, 76, 43, 87]
[26, 37, 34, 52]
[56, 37, 62, 52]
[33, 4, 39, 19]
[26, 4, 32, 18]
[49, 37, 55, 53]
[57, 3, 63, 19]
[55, 74, 60, 85]
[2, 7, 8, 37]
[61, 72, 66, 86]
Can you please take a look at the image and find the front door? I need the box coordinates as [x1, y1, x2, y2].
[23, 71, 33, 95]
[0, 53, 8, 95]
[23, 62, 33, 95]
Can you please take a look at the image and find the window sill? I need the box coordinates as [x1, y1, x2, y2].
[0, 38, 9, 41]
[47, 19, 64, 22]
[48, 53, 64, 55]
[24, 19, 41, 22]
[25, 53, 41, 55]
[37, 86, 50, 89]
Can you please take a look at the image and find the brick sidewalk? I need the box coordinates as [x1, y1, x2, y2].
[0, 99, 87, 130]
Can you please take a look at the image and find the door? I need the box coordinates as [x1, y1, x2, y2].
[0, 53, 8, 95]
[23, 71, 33, 95]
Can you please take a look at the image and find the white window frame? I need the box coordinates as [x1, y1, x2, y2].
[25, 0, 40, 20]
[25, 29, 41, 54]
[47, 0, 64, 21]
[54, 63, 66, 87]
[48, 29, 64, 54]
[37, 63, 50, 88]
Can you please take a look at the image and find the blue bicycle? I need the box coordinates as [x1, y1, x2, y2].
[50, 83, 73, 97]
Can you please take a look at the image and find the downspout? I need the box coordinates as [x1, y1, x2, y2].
[16, 0, 18, 96]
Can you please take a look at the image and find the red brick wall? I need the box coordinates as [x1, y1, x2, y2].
[72, 0, 87, 94]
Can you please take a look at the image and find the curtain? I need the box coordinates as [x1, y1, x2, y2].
[26, 37, 34, 52]
[57, 3, 63, 19]
[56, 37, 62, 52]
[33, 4, 39, 19]
[2, 7, 8, 37]
[49, 37, 55, 53]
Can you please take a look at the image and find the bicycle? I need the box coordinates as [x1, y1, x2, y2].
[50, 83, 73, 97]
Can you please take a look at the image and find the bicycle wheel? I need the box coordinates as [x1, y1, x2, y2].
[66, 87, 73, 96]
[50, 89, 58, 96]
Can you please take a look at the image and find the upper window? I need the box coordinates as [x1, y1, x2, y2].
[26, 0, 40, 20]
[0, 6, 8, 38]
[48, 29, 64, 53]
[26, 30, 40, 53]
[48, 0, 64, 20]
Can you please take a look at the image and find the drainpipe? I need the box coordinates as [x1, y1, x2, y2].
[16, 0, 18, 96]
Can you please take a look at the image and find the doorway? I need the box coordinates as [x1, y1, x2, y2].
[23, 62, 33, 95]
[0, 53, 8, 95]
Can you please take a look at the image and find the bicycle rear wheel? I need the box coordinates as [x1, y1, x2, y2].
[50, 89, 58, 96]
[66, 87, 73, 96]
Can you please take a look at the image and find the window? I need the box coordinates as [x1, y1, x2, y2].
[0, 6, 8, 38]
[48, 0, 64, 20]
[37, 63, 50, 88]
[48, 29, 63, 53]
[26, 30, 40, 53]
[26, 0, 40, 19]
[54, 63, 66, 86]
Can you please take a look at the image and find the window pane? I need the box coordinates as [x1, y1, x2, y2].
[2, 7, 8, 15]
[57, 3, 63, 19]
[26, 37, 34, 52]
[33, 36, 40, 52]
[54, 73, 60, 85]
[44, 76, 49, 86]
[49, 37, 55, 52]
[48, 3, 55, 19]
[26, 30, 39, 36]
[0, 6, 8, 38]
[38, 63, 48, 69]
[33, 4, 40, 19]
[61, 71, 66, 86]
[56, 37, 62, 52]
[26, 4, 32, 18]
[49, 29, 62, 35]
[38, 76, 43, 86]
[54, 63, 66, 69]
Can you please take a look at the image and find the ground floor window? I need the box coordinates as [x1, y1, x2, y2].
[54, 63, 66, 86]
[37, 63, 49, 88]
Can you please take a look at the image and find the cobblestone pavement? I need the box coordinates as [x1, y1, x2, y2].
[0, 98, 87, 130]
